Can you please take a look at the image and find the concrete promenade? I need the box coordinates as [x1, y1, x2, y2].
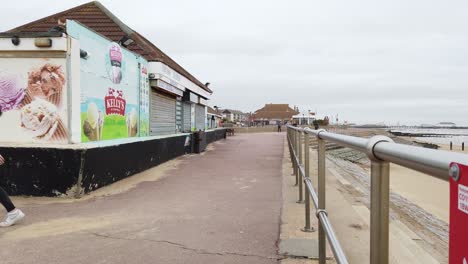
[0, 133, 285, 264]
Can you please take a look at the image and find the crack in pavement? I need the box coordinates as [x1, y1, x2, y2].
[86, 231, 280, 261]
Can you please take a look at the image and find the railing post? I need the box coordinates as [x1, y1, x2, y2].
[291, 129, 297, 177]
[297, 129, 304, 203]
[317, 129, 326, 264]
[366, 136, 393, 264]
[302, 131, 314, 232]
[370, 160, 390, 264]
[288, 129, 294, 172]
[294, 129, 299, 186]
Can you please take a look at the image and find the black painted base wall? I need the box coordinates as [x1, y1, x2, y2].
[0, 148, 81, 196]
[0, 131, 225, 197]
[206, 129, 227, 145]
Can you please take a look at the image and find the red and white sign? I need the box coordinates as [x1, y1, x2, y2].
[104, 87, 126, 115]
[450, 163, 468, 264]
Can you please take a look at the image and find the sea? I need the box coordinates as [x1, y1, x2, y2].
[388, 128, 468, 146]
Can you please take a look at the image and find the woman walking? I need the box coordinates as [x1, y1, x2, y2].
[0, 154, 25, 227]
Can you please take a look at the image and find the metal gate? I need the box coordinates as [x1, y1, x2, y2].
[195, 104, 206, 131]
[182, 102, 192, 132]
[150, 90, 176, 136]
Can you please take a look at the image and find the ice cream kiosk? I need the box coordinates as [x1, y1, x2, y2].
[0, 20, 190, 197]
[0, 20, 149, 145]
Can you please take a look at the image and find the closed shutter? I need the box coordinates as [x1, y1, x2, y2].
[182, 102, 191, 132]
[195, 104, 205, 131]
[175, 98, 182, 133]
[150, 90, 176, 136]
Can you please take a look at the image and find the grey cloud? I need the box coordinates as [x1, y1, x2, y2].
[1, 0, 467, 125]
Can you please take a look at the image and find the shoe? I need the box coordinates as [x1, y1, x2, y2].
[0, 209, 25, 227]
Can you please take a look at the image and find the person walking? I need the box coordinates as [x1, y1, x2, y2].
[277, 122, 282, 132]
[0, 154, 25, 227]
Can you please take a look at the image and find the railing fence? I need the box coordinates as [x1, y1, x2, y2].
[287, 125, 468, 264]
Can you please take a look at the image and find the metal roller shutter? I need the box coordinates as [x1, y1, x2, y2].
[150, 90, 176, 136]
[175, 98, 182, 133]
[195, 104, 206, 131]
[182, 102, 191, 132]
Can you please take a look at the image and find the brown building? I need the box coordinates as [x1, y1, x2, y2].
[252, 104, 299, 125]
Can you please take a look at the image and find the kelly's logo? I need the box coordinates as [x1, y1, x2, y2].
[104, 88, 126, 116]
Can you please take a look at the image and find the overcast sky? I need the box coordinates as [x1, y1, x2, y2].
[2, 0, 467, 125]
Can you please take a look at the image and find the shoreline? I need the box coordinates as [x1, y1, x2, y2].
[400, 136, 467, 153]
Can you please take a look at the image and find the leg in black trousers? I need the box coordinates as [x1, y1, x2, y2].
[0, 187, 15, 212]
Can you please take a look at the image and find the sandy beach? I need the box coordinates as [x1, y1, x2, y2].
[389, 164, 449, 222]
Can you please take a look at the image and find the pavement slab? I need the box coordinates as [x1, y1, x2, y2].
[0, 133, 285, 264]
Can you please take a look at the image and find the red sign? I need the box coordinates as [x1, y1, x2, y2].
[450, 163, 468, 264]
[104, 88, 126, 116]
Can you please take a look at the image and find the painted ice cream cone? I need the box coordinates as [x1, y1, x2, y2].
[0, 71, 25, 112]
[83, 102, 102, 141]
[126, 108, 138, 137]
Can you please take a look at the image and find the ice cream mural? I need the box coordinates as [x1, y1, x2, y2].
[81, 88, 138, 141]
[66, 20, 142, 142]
[0, 59, 68, 143]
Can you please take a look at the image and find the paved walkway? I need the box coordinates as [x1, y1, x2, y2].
[0, 133, 285, 264]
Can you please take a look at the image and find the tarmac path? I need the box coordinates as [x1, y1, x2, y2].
[0, 133, 284, 264]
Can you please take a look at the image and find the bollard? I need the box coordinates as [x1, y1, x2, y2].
[302, 132, 314, 232]
[463, 142, 465, 151]
[317, 134, 326, 264]
[450, 141, 453, 150]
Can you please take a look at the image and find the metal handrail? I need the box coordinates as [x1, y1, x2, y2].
[301, 127, 468, 180]
[286, 125, 468, 264]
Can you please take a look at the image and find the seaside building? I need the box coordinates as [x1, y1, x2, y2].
[252, 104, 299, 125]
[221, 109, 247, 122]
[0, 1, 226, 196]
[292, 111, 316, 125]
[207, 107, 222, 129]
